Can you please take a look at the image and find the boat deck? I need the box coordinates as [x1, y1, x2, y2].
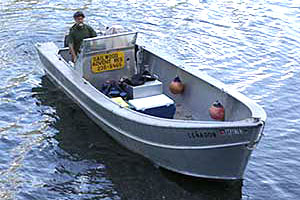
[174, 103, 194, 120]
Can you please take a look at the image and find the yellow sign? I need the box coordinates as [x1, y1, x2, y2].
[91, 52, 125, 73]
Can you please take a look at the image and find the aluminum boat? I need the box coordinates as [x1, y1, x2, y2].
[35, 31, 266, 180]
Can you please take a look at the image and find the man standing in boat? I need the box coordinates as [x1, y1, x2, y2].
[68, 11, 97, 62]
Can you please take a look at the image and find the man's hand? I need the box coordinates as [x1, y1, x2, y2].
[69, 43, 77, 63]
[71, 54, 77, 63]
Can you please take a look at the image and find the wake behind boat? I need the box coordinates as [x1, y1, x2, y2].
[35, 31, 266, 180]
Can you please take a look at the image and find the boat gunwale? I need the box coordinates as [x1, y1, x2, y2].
[36, 42, 265, 130]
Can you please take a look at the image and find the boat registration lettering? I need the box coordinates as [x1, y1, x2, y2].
[187, 131, 217, 139]
[91, 51, 125, 73]
[187, 128, 247, 140]
[219, 128, 246, 136]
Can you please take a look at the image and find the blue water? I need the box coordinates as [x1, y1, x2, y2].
[0, 0, 299, 199]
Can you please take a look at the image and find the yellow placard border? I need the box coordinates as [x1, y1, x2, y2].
[91, 51, 125, 73]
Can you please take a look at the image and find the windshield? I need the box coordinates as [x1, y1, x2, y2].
[81, 32, 138, 54]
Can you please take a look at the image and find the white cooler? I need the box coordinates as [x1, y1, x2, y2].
[128, 94, 176, 119]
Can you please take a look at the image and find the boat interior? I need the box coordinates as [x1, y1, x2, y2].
[57, 32, 253, 122]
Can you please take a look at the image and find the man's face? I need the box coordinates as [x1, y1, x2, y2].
[75, 16, 84, 24]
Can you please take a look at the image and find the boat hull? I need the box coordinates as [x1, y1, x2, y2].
[85, 113, 255, 179]
[36, 42, 265, 180]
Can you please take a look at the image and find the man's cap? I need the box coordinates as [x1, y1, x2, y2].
[73, 11, 85, 18]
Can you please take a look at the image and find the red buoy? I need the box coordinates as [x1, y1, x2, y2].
[209, 100, 225, 121]
[169, 76, 184, 94]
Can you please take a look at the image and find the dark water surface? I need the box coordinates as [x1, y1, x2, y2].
[0, 0, 299, 199]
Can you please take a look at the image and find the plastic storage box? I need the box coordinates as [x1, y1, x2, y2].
[128, 94, 176, 119]
[125, 80, 162, 99]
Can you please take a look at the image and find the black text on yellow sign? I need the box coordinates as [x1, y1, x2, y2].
[91, 52, 125, 73]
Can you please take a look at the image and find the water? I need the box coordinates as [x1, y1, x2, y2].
[0, 0, 299, 199]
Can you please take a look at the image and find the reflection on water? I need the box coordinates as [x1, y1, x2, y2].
[31, 76, 242, 200]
